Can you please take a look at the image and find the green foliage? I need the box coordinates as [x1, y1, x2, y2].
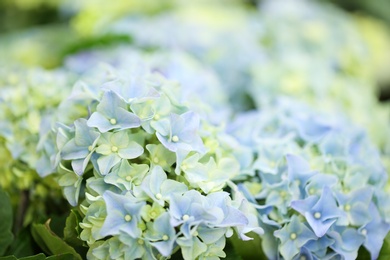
[379, 232, 390, 260]
[229, 232, 267, 260]
[31, 220, 81, 260]
[0, 188, 14, 256]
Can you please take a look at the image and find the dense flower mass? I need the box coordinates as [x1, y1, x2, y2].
[0, 0, 390, 259]
[227, 98, 390, 259]
[48, 64, 262, 259]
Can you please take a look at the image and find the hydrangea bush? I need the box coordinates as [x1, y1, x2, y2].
[46, 64, 262, 259]
[0, 66, 72, 224]
[227, 98, 390, 259]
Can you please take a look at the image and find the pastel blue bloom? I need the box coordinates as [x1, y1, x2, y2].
[102, 76, 160, 104]
[292, 247, 319, 260]
[304, 235, 335, 259]
[169, 190, 224, 237]
[359, 203, 390, 260]
[152, 111, 205, 154]
[274, 215, 317, 260]
[291, 186, 345, 237]
[293, 113, 333, 142]
[95, 131, 144, 175]
[119, 232, 153, 260]
[286, 154, 317, 198]
[335, 187, 373, 226]
[145, 212, 176, 257]
[87, 90, 141, 132]
[141, 165, 187, 206]
[100, 190, 145, 238]
[60, 118, 100, 175]
[305, 173, 338, 197]
[104, 160, 149, 191]
[327, 226, 365, 260]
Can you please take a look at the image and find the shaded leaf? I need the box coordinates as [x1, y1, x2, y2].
[63, 210, 84, 247]
[31, 220, 81, 260]
[378, 232, 390, 260]
[229, 232, 267, 260]
[4, 227, 35, 257]
[0, 188, 14, 255]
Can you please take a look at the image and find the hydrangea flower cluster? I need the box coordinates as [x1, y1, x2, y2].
[49, 63, 262, 259]
[65, 47, 232, 125]
[0, 66, 71, 213]
[227, 98, 390, 260]
[249, 0, 390, 154]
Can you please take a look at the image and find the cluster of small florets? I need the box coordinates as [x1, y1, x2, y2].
[227, 98, 390, 260]
[0, 66, 70, 192]
[51, 64, 262, 259]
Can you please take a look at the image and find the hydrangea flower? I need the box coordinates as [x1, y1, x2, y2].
[227, 98, 390, 259]
[0, 66, 72, 221]
[50, 63, 263, 259]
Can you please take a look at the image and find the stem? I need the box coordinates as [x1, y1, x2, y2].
[14, 189, 29, 234]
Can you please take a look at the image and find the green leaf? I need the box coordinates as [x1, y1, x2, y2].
[357, 245, 371, 260]
[63, 210, 84, 247]
[0, 254, 46, 260]
[4, 227, 35, 257]
[20, 254, 46, 260]
[45, 253, 78, 260]
[378, 232, 390, 260]
[0, 188, 14, 255]
[229, 232, 267, 260]
[31, 220, 81, 260]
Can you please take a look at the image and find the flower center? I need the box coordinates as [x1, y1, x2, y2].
[280, 191, 287, 198]
[149, 211, 157, 219]
[137, 239, 144, 245]
[88, 145, 93, 152]
[153, 157, 159, 163]
[309, 188, 315, 195]
[125, 176, 132, 181]
[111, 146, 118, 152]
[361, 229, 367, 235]
[290, 233, 297, 240]
[110, 118, 117, 125]
[314, 212, 321, 219]
[300, 256, 306, 260]
[192, 231, 199, 237]
[155, 193, 163, 200]
[124, 214, 132, 222]
[154, 114, 160, 120]
[172, 135, 179, 142]
[344, 204, 351, 211]
[162, 235, 169, 241]
[182, 214, 190, 221]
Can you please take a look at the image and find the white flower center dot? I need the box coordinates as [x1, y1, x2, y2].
[154, 114, 160, 120]
[88, 145, 93, 152]
[153, 157, 159, 163]
[344, 204, 351, 211]
[137, 239, 144, 245]
[124, 214, 132, 222]
[125, 176, 132, 181]
[193, 231, 199, 237]
[361, 229, 367, 235]
[314, 212, 321, 219]
[172, 135, 179, 142]
[309, 188, 315, 195]
[280, 191, 286, 198]
[155, 193, 163, 200]
[162, 235, 169, 241]
[111, 146, 118, 152]
[182, 214, 190, 221]
[290, 233, 297, 240]
[300, 256, 306, 260]
[110, 118, 117, 125]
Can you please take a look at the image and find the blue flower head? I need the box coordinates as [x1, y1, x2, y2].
[291, 186, 345, 237]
